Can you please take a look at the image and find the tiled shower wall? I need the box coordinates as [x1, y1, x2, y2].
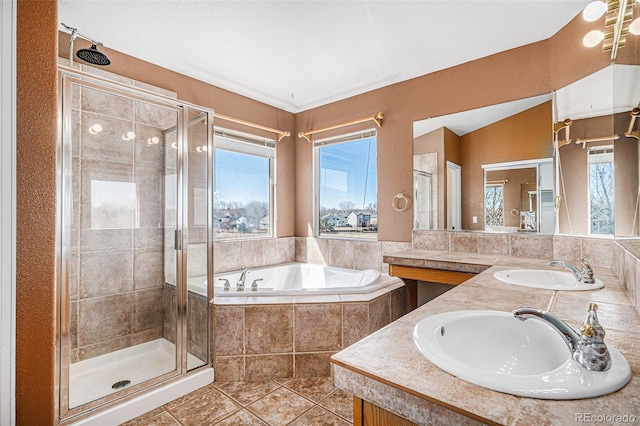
[68, 62, 178, 362]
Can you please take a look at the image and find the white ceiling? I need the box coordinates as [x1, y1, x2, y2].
[58, 1, 589, 113]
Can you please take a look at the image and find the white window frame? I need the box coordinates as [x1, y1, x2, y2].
[213, 128, 276, 240]
[313, 128, 377, 240]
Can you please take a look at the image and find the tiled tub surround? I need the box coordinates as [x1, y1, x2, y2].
[294, 237, 412, 273]
[210, 277, 410, 382]
[332, 258, 640, 425]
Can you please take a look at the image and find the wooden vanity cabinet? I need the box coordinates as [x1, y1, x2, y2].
[354, 397, 418, 426]
[388, 264, 475, 310]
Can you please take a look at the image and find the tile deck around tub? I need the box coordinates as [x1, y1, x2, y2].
[122, 377, 353, 426]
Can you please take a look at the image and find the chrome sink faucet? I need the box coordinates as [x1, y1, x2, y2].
[548, 258, 595, 284]
[513, 303, 611, 371]
[236, 268, 251, 291]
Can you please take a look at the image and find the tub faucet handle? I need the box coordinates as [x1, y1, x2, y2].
[251, 278, 263, 291]
[218, 278, 231, 292]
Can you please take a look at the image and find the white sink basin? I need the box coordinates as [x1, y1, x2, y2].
[413, 310, 631, 399]
[494, 269, 604, 291]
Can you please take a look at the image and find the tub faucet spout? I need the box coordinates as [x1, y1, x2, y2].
[236, 268, 250, 292]
[513, 303, 611, 371]
[548, 259, 595, 284]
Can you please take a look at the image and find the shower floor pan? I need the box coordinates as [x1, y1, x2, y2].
[69, 338, 204, 408]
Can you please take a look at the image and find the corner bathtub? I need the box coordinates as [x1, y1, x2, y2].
[187, 262, 394, 297]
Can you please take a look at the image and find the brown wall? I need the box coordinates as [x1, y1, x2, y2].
[614, 112, 639, 236]
[16, 3, 613, 424]
[295, 14, 609, 241]
[17, 1, 58, 424]
[460, 101, 553, 230]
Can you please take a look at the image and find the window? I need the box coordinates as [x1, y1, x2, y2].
[214, 130, 274, 239]
[484, 184, 504, 227]
[588, 146, 614, 235]
[90, 180, 137, 229]
[315, 130, 377, 239]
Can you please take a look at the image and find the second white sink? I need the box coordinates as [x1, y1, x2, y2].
[494, 269, 604, 290]
[413, 310, 631, 399]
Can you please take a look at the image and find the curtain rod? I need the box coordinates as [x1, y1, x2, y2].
[575, 134, 620, 148]
[216, 113, 290, 142]
[298, 112, 384, 143]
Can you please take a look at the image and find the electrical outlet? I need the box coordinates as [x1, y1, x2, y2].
[472, 216, 478, 224]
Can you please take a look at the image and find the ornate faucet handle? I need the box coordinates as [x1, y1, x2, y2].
[581, 303, 606, 341]
[580, 323, 595, 337]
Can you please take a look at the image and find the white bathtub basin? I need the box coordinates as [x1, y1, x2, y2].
[494, 269, 604, 291]
[413, 310, 631, 399]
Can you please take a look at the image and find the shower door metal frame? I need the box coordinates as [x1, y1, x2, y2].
[56, 67, 214, 423]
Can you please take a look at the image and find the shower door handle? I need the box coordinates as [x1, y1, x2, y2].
[174, 229, 182, 250]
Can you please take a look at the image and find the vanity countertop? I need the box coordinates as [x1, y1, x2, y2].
[331, 255, 640, 425]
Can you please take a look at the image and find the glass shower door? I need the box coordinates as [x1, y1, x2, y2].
[59, 73, 200, 418]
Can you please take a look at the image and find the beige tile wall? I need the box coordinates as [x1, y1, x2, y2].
[294, 237, 412, 273]
[411, 230, 639, 315]
[211, 286, 410, 382]
[66, 61, 178, 362]
[412, 230, 617, 269]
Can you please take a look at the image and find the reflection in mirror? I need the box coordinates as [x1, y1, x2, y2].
[483, 159, 554, 234]
[554, 64, 640, 237]
[413, 94, 553, 231]
[413, 168, 434, 229]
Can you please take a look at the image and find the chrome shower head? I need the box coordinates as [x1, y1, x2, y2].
[76, 43, 111, 66]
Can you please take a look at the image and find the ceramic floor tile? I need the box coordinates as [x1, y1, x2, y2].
[169, 388, 241, 426]
[213, 409, 268, 425]
[284, 377, 337, 403]
[288, 405, 351, 426]
[130, 411, 181, 426]
[320, 389, 355, 423]
[163, 382, 218, 410]
[216, 380, 281, 406]
[120, 407, 167, 425]
[247, 387, 315, 425]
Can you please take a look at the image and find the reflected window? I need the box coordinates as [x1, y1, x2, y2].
[315, 130, 377, 239]
[588, 146, 614, 235]
[90, 180, 137, 229]
[214, 130, 274, 239]
[485, 184, 504, 227]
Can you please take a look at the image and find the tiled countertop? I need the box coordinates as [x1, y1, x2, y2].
[332, 253, 640, 425]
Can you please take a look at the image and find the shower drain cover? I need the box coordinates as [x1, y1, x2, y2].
[111, 380, 131, 390]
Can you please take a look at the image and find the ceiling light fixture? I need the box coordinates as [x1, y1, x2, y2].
[583, 0, 637, 59]
[583, 0, 607, 21]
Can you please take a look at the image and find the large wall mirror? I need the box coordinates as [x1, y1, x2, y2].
[413, 93, 553, 232]
[554, 64, 640, 238]
[413, 59, 640, 237]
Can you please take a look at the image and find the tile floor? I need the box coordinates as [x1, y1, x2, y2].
[122, 377, 354, 426]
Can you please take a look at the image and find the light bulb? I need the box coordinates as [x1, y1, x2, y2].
[583, 30, 604, 48]
[122, 131, 136, 141]
[630, 17, 640, 35]
[88, 123, 102, 135]
[583, 0, 606, 22]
